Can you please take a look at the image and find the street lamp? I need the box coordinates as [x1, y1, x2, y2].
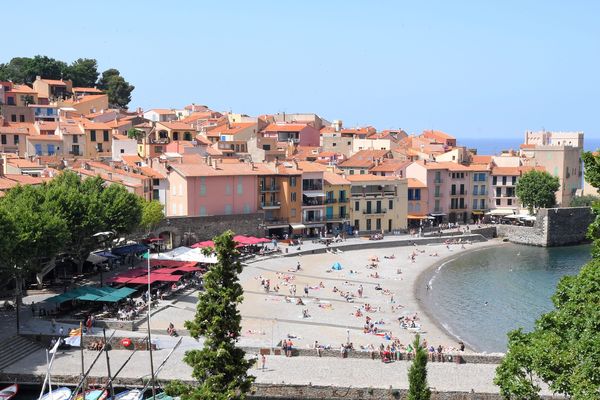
[93, 230, 116, 287]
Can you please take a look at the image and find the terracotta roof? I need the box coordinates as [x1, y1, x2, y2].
[345, 174, 400, 182]
[3, 174, 47, 185]
[471, 155, 493, 164]
[106, 119, 132, 129]
[194, 135, 212, 146]
[491, 167, 521, 176]
[339, 150, 390, 168]
[209, 122, 256, 136]
[520, 144, 536, 149]
[0, 178, 18, 191]
[407, 178, 427, 188]
[80, 120, 112, 130]
[170, 160, 273, 178]
[72, 87, 103, 93]
[157, 121, 195, 131]
[10, 84, 37, 94]
[369, 160, 410, 172]
[421, 129, 455, 140]
[139, 166, 165, 179]
[6, 158, 41, 168]
[75, 168, 142, 188]
[0, 124, 31, 135]
[40, 79, 67, 86]
[85, 161, 148, 180]
[147, 109, 176, 115]
[121, 155, 144, 166]
[180, 111, 222, 123]
[323, 171, 349, 185]
[263, 123, 308, 133]
[295, 161, 328, 172]
[28, 134, 63, 141]
[412, 161, 471, 171]
[275, 163, 302, 175]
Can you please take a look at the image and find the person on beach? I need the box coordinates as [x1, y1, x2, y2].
[261, 353, 266, 370]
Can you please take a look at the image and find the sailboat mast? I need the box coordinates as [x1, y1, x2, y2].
[102, 328, 114, 400]
[147, 249, 156, 398]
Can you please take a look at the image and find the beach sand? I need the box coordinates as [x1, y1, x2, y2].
[237, 239, 502, 352]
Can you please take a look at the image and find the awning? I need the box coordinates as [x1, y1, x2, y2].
[95, 287, 137, 302]
[126, 275, 161, 285]
[153, 274, 182, 282]
[290, 223, 306, 230]
[111, 243, 149, 256]
[407, 215, 428, 220]
[86, 253, 107, 264]
[150, 260, 196, 268]
[304, 223, 324, 228]
[303, 193, 325, 197]
[93, 251, 119, 259]
[486, 209, 515, 216]
[471, 211, 484, 215]
[429, 213, 446, 217]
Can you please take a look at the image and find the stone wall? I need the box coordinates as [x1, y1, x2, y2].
[496, 207, 593, 247]
[152, 213, 264, 247]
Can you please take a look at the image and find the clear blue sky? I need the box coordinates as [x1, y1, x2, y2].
[4, 1, 600, 140]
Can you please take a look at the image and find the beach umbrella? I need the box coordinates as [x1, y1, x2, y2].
[331, 262, 343, 270]
[191, 240, 215, 249]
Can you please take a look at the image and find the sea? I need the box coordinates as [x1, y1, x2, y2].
[422, 243, 591, 353]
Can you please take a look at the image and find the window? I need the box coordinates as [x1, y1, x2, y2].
[120, 149, 125, 154]
[366, 201, 372, 213]
[434, 199, 440, 211]
[408, 189, 414, 201]
[496, 199, 501, 206]
[376, 200, 382, 213]
[366, 219, 372, 231]
[225, 183, 232, 195]
[199, 206, 207, 216]
[153, 179, 160, 186]
[13, 135, 19, 145]
[451, 184, 456, 196]
[184, 132, 191, 141]
[19, 115, 25, 122]
[360, 169, 365, 175]
[473, 199, 478, 210]
[507, 199, 513, 206]
[200, 177, 206, 196]
[224, 204, 233, 214]
[243, 204, 251, 214]
[389, 199, 393, 210]
[339, 190, 346, 201]
[473, 185, 478, 196]
[11, 114, 16, 122]
[0, 135, 5, 144]
[47, 144, 55, 155]
[512, 176, 517, 185]
[291, 192, 297, 202]
[172, 204, 177, 214]
[376, 218, 381, 230]
[103, 130, 109, 141]
[97, 143, 103, 152]
[153, 189, 159, 200]
[290, 208, 296, 217]
[90, 130, 96, 142]
[354, 219, 360, 230]
[480, 199, 486, 209]
[347, 141, 351, 145]
[502, 176, 507, 185]
[290, 176, 297, 187]
[349, 170, 355, 175]
[354, 201, 360, 211]
[414, 189, 421, 200]
[496, 187, 502, 197]
[332, 142, 336, 147]
[237, 176, 243, 194]
[173, 132, 179, 141]
[73, 135, 78, 143]
[492, 176, 497, 185]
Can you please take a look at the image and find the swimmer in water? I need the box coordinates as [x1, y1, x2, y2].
[484, 301, 488, 306]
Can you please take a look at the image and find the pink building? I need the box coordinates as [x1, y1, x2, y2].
[164, 158, 272, 217]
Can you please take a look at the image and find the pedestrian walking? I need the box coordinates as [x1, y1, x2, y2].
[304, 285, 309, 297]
[261, 354, 266, 370]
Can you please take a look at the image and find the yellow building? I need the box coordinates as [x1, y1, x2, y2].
[347, 174, 407, 234]
[80, 120, 112, 158]
[323, 171, 351, 234]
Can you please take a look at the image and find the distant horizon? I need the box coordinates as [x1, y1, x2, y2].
[3, 1, 600, 140]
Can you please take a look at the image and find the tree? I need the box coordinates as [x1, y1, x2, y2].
[0, 208, 18, 282]
[407, 334, 431, 400]
[582, 151, 600, 257]
[165, 231, 254, 400]
[127, 128, 144, 141]
[99, 183, 142, 234]
[65, 58, 99, 87]
[140, 200, 164, 233]
[0, 185, 69, 283]
[516, 170, 560, 213]
[98, 69, 134, 108]
[569, 194, 600, 207]
[0, 56, 68, 84]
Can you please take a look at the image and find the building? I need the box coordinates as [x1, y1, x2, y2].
[32, 77, 72, 100]
[347, 174, 407, 234]
[338, 149, 391, 175]
[80, 120, 113, 158]
[297, 161, 327, 237]
[262, 123, 320, 147]
[407, 178, 428, 228]
[143, 109, 178, 123]
[259, 162, 303, 237]
[323, 171, 351, 234]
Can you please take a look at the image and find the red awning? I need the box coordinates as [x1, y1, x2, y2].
[152, 268, 176, 274]
[106, 276, 133, 284]
[174, 265, 201, 273]
[126, 275, 161, 285]
[190, 240, 215, 249]
[150, 260, 197, 268]
[153, 274, 182, 282]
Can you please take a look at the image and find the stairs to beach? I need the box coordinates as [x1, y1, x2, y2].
[0, 335, 44, 371]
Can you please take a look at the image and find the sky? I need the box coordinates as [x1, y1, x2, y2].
[4, 1, 600, 141]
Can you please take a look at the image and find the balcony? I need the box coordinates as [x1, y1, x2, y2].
[264, 218, 288, 227]
[338, 197, 349, 203]
[363, 208, 387, 215]
[434, 178, 443, 184]
[303, 215, 325, 223]
[261, 201, 281, 210]
[325, 198, 337, 204]
[260, 185, 280, 192]
[325, 213, 350, 222]
[450, 191, 467, 196]
[434, 192, 443, 198]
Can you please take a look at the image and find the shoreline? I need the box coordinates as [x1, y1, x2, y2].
[413, 239, 507, 353]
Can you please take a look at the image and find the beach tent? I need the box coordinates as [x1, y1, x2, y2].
[331, 262, 343, 270]
[151, 247, 217, 264]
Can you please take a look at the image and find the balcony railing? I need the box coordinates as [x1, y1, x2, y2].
[303, 216, 324, 223]
[434, 178, 443, 184]
[260, 202, 281, 209]
[363, 208, 387, 215]
[260, 185, 280, 192]
[303, 185, 323, 191]
[434, 193, 442, 198]
[302, 199, 324, 207]
[338, 197, 349, 203]
[325, 198, 337, 204]
[264, 218, 288, 226]
[325, 213, 350, 221]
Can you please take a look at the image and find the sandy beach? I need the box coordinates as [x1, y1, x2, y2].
[235, 238, 502, 352]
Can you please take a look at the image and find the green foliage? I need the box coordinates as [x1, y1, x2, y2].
[495, 259, 600, 399]
[140, 200, 164, 232]
[569, 194, 600, 207]
[65, 58, 99, 87]
[0, 55, 67, 84]
[127, 128, 144, 140]
[98, 69, 134, 108]
[582, 151, 600, 257]
[22, 95, 34, 106]
[0, 208, 18, 280]
[515, 170, 560, 213]
[0, 185, 69, 278]
[407, 334, 431, 400]
[174, 231, 254, 400]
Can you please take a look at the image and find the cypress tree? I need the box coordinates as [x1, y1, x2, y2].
[407, 334, 431, 400]
[168, 230, 254, 400]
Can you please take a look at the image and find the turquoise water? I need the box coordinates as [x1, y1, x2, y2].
[424, 243, 591, 353]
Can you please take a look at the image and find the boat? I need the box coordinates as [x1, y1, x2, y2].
[0, 384, 18, 400]
[110, 390, 143, 400]
[40, 387, 71, 400]
[75, 389, 108, 400]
